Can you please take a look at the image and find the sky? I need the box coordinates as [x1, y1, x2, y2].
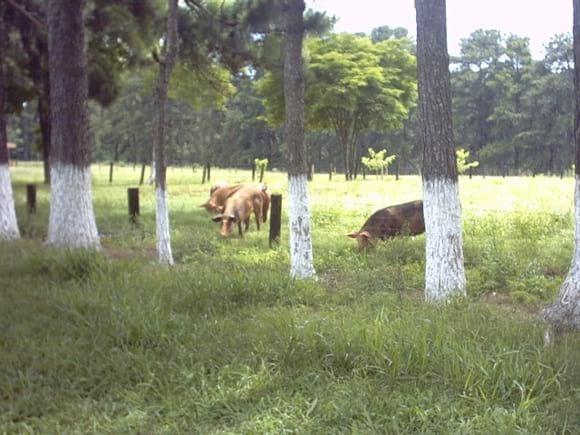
[305, 0, 572, 59]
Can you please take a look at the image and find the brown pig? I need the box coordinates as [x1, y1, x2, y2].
[201, 184, 244, 213]
[210, 180, 229, 195]
[347, 200, 424, 249]
[212, 185, 266, 237]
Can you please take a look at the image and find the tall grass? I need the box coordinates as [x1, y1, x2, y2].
[1, 163, 579, 433]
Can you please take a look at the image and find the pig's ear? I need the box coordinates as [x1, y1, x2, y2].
[359, 231, 371, 239]
[347, 231, 359, 239]
[200, 202, 209, 209]
[212, 214, 223, 222]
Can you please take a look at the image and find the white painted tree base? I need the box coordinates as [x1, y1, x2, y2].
[423, 178, 466, 302]
[544, 176, 580, 329]
[156, 187, 174, 266]
[0, 164, 20, 241]
[46, 164, 100, 249]
[288, 174, 315, 279]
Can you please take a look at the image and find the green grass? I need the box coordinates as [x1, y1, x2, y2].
[1, 163, 580, 433]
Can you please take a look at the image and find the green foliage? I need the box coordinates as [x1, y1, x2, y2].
[456, 148, 480, 174]
[254, 157, 268, 182]
[254, 158, 268, 171]
[361, 147, 396, 177]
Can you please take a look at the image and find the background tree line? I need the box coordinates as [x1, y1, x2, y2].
[6, 15, 574, 178]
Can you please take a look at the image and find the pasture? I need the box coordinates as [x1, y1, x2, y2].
[1, 163, 580, 433]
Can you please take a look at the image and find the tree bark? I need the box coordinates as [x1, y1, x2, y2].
[16, 4, 52, 185]
[0, 9, 20, 240]
[153, 0, 179, 266]
[284, 0, 315, 279]
[46, 0, 99, 249]
[416, 0, 466, 302]
[544, 0, 580, 330]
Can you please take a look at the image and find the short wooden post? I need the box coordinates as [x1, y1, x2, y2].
[329, 165, 334, 181]
[269, 194, 282, 248]
[259, 166, 265, 183]
[202, 165, 207, 184]
[468, 166, 473, 179]
[128, 188, 139, 223]
[109, 161, 114, 183]
[206, 162, 211, 181]
[252, 161, 256, 181]
[26, 184, 36, 214]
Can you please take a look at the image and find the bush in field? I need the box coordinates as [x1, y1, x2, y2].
[456, 148, 479, 174]
[361, 147, 397, 179]
[254, 158, 268, 182]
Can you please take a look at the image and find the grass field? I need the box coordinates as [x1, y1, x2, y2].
[1, 162, 580, 433]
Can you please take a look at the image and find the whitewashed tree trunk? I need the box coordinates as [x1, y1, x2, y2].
[152, 0, 178, 266]
[47, 163, 99, 248]
[46, 0, 100, 250]
[156, 187, 173, 265]
[0, 7, 20, 241]
[416, 0, 466, 302]
[288, 174, 315, 278]
[423, 178, 466, 302]
[544, 179, 580, 329]
[0, 165, 20, 241]
[284, 0, 315, 279]
[543, 0, 580, 330]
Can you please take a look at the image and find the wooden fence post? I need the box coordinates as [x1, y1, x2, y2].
[269, 194, 282, 248]
[201, 165, 207, 184]
[329, 165, 334, 181]
[128, 188, 140, 223]
[206, 162, 211, 181]
[26, 184, 36, 215]
[252, 160, 256, 181]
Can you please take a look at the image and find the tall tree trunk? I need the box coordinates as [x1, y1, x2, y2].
[284, 0, 315, 279]
[544, 0, 580, 330]
[416, 0, 466, 302]
[17, 5, 51, 184]
[0, 9, 20, 240]
[153, 0, 179, 266]
[46, 0, 99, 249]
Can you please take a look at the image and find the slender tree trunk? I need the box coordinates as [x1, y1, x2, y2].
[0, 11, 20, 240]
[17, 7, 51, 184]
[544, 0, 580, 330]
[153, 0, 179, 266]
[416, 0, 466, 302]
[46, 0, 99, 249]
[284, 0, 315, 279]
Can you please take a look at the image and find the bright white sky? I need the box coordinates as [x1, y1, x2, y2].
[305, 0, 572, 59]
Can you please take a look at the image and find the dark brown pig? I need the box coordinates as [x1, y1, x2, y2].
[212, 185, 266, 237]
[347, 200, 424, 249]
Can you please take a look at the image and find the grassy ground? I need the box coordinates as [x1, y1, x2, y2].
[1, 163, 580, 433]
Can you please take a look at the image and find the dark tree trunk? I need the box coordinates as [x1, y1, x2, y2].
[416, 0, 465, 302]
[16, 6, 51, 184]
[543, 0, 580, 332]
[46, 0, 99, 248]
[284, 0, 315, 279]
